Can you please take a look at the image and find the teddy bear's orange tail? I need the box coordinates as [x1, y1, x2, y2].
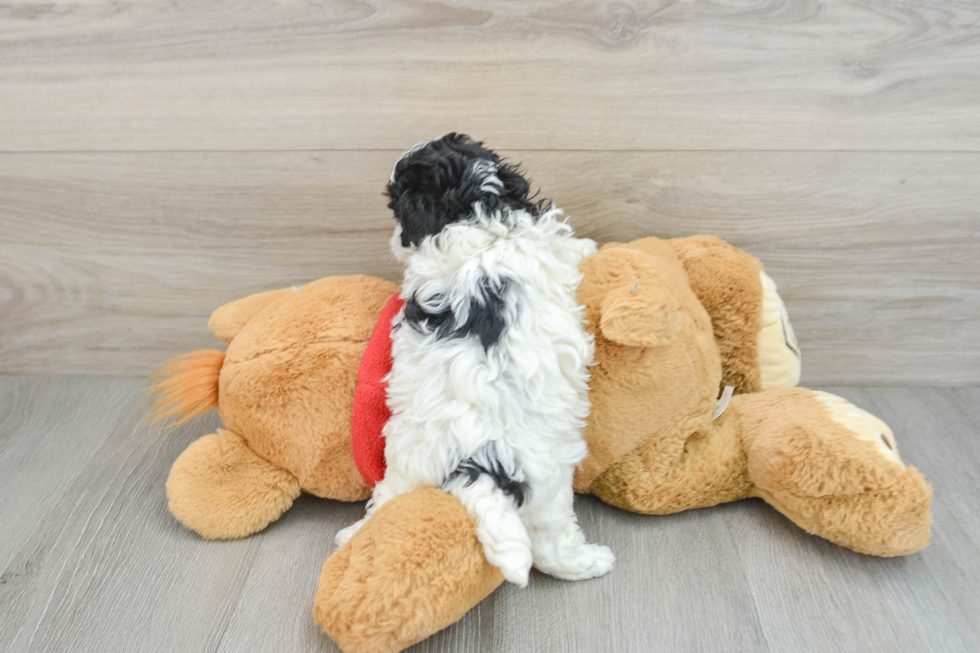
[147, 350, 225, 427]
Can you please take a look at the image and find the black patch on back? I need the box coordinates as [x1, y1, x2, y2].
[386, 133, 545, 247]
[445, 443, 529, 508]
[403, 275, 509, 352]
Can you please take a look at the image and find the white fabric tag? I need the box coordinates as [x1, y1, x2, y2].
[712, 385, 735, 421]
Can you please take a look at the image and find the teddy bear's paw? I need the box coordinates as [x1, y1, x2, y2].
[166, 429, 301, 540]
[758, 271, 801, 389]
[812, 391, 902, 464]
[315, 488, 506, 653]
[536, 542, 616, 581]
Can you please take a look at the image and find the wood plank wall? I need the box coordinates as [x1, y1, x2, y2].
[1, 1, 978, 383]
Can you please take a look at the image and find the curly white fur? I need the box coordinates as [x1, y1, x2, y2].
[336, 208, 613, 586]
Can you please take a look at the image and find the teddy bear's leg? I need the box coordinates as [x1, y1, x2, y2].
[588, 411, 754, 514]
[740, 388, 932, 556]
[167, 428, 301, 539]
[314, 487, 503, 653]
[333, 473, 420, 548]
[669, 236, 801, 392]
[207, 287, 295, 343]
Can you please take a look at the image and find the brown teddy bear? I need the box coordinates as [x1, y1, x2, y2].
[151, 235, 932, 653]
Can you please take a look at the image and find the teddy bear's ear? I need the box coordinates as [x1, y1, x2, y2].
[582, 247, 679, 348]
[600, 286, 678, 348]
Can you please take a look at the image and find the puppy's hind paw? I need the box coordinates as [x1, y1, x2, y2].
[540, 543, 616, 581]
[580, 543, 616, 580]
[487, 544, 534, 587]
[334, 520, 363, 548]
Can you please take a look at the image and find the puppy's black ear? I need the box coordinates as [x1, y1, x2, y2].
[387, 133, 542, 247]
[493, 160, 540, 216]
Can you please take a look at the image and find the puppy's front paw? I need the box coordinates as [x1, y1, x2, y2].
[540, 543, 616, 581]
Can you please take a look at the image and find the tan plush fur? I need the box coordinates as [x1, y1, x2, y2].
[218, 275, 397, 502]
[739, 388, 932, 556]
[152, 236, 931, 653]
[314, 487, 504, 653]
[589, 406, 752, 515]
[208, 287, 295, 344]
[670, 235, 766, 393]
[167, 428, 301, 539]
[574, 239, 720, 492]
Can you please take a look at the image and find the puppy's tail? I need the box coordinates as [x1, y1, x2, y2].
[146, 350, 225, 427]
[442, 442, 533, 585]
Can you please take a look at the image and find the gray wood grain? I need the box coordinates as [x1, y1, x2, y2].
[2, 151, 977, 383]
[1, 377, 978, 652]
[0, 376, 140, 566]
[1, 1, 979, 151]
[724, 386, 980, 653]
[0, 389, 266, 653]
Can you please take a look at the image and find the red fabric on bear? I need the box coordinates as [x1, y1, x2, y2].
[351, 293, 404, 487]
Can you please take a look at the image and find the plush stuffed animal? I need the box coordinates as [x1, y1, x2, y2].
[151, 235, 931, 653]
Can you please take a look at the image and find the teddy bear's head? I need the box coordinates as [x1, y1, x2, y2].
[573, 238, 724, 491]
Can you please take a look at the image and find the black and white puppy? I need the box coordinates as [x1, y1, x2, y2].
[335, 134, 614, 585]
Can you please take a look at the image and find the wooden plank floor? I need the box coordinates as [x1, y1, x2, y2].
[1, 377, 977, 653]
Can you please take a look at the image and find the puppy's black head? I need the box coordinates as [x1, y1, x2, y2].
[386, 133, 541, 248]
